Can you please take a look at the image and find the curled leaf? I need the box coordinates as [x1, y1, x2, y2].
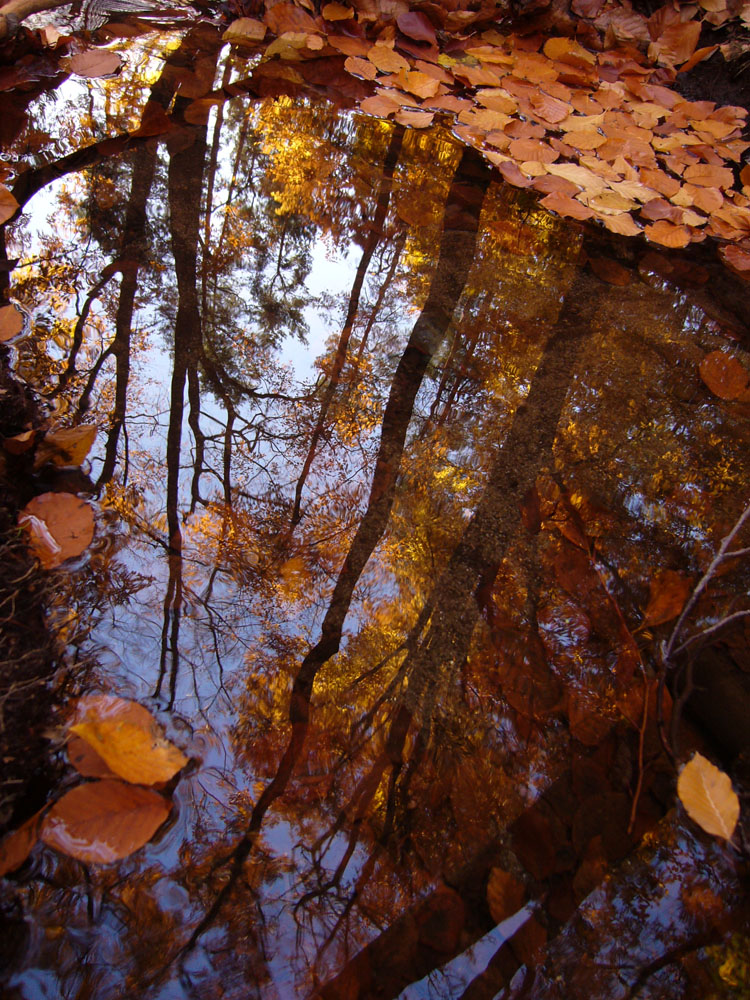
[677, 753, 740, 840]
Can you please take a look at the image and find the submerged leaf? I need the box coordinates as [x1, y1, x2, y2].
[641, 569, 691, 627]
[0, 185, 19, 225]
[677, 753, 740, 840]
[71, 695, 187, 785]
[34, 425, 97, 469]
[69, 49, 122, 78]
[0, 810, 44, 877]
[40, 780, 170, 863]
[0, 305, 23, 342]
[699, 351, 749, 400]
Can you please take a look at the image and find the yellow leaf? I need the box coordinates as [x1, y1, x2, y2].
[34, 424, 97, 469]
[677, 753, 740, 840]
[70, 695, 187, 785]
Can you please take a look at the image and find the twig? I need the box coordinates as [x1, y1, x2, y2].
[627, 660, 649, 834]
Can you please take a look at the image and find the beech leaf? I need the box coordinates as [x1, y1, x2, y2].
[34, 424, 97, 469]
[40, 780, 170, 863]
[0, 185, 20, 225]
[19, 492, 95, 569]
[699, 351, 749, 400]
[642, 569, 692, 627]
[0, 810, 44, 878]
[69, 49, 122, 78]
[677, 753, 740, 840]
[70, 694, 187, 785]
[0, 304, 24, 342]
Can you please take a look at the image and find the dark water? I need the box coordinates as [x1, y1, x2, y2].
[1, 23, 749, 1000]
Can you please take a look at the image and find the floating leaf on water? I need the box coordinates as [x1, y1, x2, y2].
[699, 351, 749, 400]
[487, 867, 526, 924]
[589, 257, 631, 285]
[0, 185, 19, 225]
[367, 44, 410, 75]
[69, 49, 122, 78]
[34, 424, 97, 469]
[222, 17, 266, 43]
[68, 734, 118, 779]
[677, 752, 740, 840]
[19, 493, 95, 569]
[70, 694, 188, 785]
[344, 55, 377, 80]
[641, 569, 692, 627]
[643, 220, 692, 248]
[0, 305, 23, 343]
[40, 780, 170, 863]
[0, 809, 45, 878]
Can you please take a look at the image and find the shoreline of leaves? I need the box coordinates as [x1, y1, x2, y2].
[0, 694, 188, 876]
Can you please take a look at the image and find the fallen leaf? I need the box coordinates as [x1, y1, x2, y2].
[321, 2, 352, 20]
[19, 492, 95, 569]
[0, 185, 19, 224]
[642, 569, 692, 627]
[682, 164, 734, 190]
[69, 49, 122, 79]
[720, 245, 750, 276]
[34, 424, 96, 469]
[40, 780, 170, 863]
[600, 213, 642, 236]
[699, 351, 749, 400]
[487, 867, 526, 924]
[68, 734, 118, 779]
[643, 220, 692, 248]
[396, 11, 436, 45]
[367, 44, 410, 75]
[222, 17, 266, 43]
[648, 21, 701, 67]
[264, 2, 318, 34]
[677, 753, 739, 840]
[71, 694, 188, 785]
[0, 809, 45, 877]
[589, 257, 631, 285]
[395, 109, 434, 128]
[359, 94, 400, 117]
[0, 304, 23, 341]
[3, 429, 35, 455]
[540, 191, 594, 220]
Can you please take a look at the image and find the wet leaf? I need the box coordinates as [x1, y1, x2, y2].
[720, 245, 750, 276]
[3, 429, 35, 455]
[600, 213, 642, 236]
[588, 257, 631, 286]
[396, 11, 436, 45]
[539, 192, 594, 221]
[487, 867, 525, 924]
[69, 49, 122, 79]
[34, 424, 96, 469]
[321, 3, 352, 20]
[699, 351, 749, 400]
[19, 492, 95, 569]
[344, 55, 377, 80]
[0, 809, 44, 877]
[641, 569, 692, 627]
[643, 221, 692, 248]
[71, 694, 187, 785]
[367, 44, 410, 75]
[68, 734, 118, 779]
[264, 2, 318, 35]
[40, 780, 170, 863]
[395, 109, 434, 128]
[677, 753, 739, 840]
[0, 304, 23, 341]
[222, 18, 266, 43]
[0, 185, 19, 224]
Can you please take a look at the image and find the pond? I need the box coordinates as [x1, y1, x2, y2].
[0, 5, 749, 999]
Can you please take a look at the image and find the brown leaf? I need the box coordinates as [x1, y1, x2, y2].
[699, 351, 749, 400]
[643, 220, 692, 248]
[682, 164, 734, 190]
[0, 304, 23, 342]
[400, 69, 440, 99]
[396, 11, 436, 45]
[367, 44, 410, 75]
[70, 694, 188, 785]
[508, 138, 558, 163]
[648, 20, 701, 66]
[264, 2, 318, 34]
[540, 191, 594, 220]
[0, 809, 44, 877]
[68, 734, 118, 779]
[321, 2, 352, 20]
[40, 780, 170, 863]
[642, 569, 692, 627]
[589, 257, 631, 285]
[222, 17, 266, 43]
[34, 424, 96, 469]
[69, 49, 122, 78]
[19, 492, 95, 569]
[344, 55, 377, 80]
[720, 245, 750, 276]
[487, 868, 526, 924]
[600, 213, 642, 236]
[395, 109, 434, 128]
[677, 753, 739, 840]
[359, 94, 400, 117]
[3, 429, 35, 455]
[0, 185, 19, 225]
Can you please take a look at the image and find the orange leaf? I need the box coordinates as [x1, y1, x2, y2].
[344, 55, 377, 80]
[321, 2, 352, 20]
[648, 20, 701, 66]
[395, 110, 434, 128]
[677, 753, 739, 840]
[0, 304, 23, 342]
[508, 138, 558, 163]
[643, 220, 691, 248]
[359, 94, 400, 117]
[699, 351, 749, 400]
[264, 2, 318, 34]
[400, 70, 440, 99]
[40, 780, 170, 863]
[682, 164, 734, 189]
[34, 424, 97, 469]
[0, 810, 44, 877]
[68, 734, 118, 779]
[367, 44, 410, 75]
[0, 185, 19, 225]
[540, 192, 594, 220]
[70, 694, 188, 785]
[487, 868, 526, 924]
[589, 257, 631, 285]
[19, 493, 95, 569]
[222, 17, 266, 43]
[720, 245, 750, 276]
[642, 569, 692, 627]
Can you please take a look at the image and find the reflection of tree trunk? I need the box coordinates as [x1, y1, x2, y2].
[181, 145, 491, 955]
[290, 125, 404, 526]
[92, 144, 157, 488]
[313, 266, 604, 1000]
